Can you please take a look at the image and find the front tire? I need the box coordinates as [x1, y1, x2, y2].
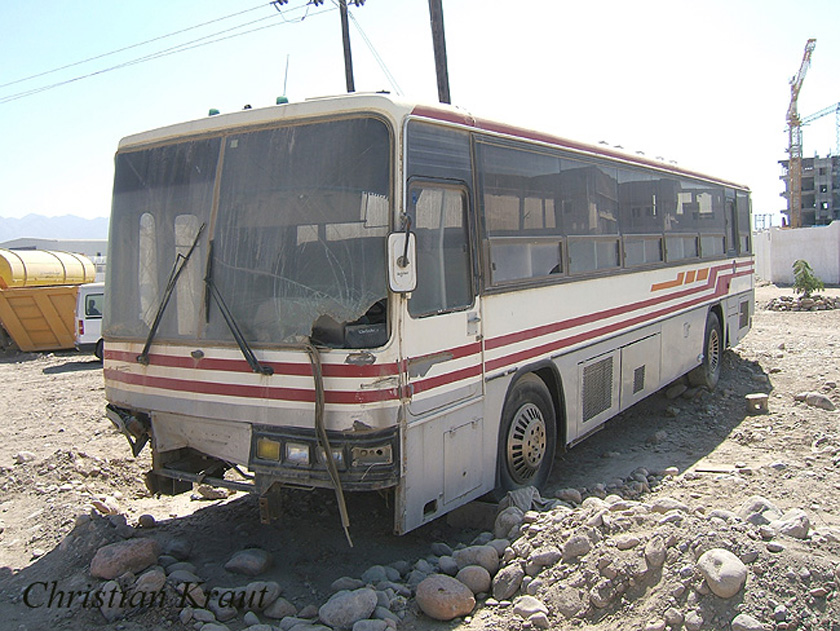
[497, 374, 557, 493]
[688, 311, 722, 390]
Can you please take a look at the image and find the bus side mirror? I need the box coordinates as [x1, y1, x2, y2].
[388, 232, 417, 293]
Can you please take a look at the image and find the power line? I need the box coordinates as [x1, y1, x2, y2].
[342, 3, 403, 95]
[0, 3, 269, 91]
[0, 3, 335, 106]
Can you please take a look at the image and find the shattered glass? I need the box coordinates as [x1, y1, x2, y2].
[106, 117, 391, 347]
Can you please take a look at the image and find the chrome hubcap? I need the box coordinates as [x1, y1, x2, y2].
[708, 328, 720, 373]
[506, 403, 547, 484]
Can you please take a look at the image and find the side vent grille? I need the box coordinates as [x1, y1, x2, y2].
[633, 365, 646, 394]
[739, 301, 750, 328]
[582, 356, 613, 422]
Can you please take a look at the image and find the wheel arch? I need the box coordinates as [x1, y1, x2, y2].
[709, 302, 727, 348]
[502, 361, 567, 448]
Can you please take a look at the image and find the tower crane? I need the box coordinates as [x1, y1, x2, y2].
[801, 102, 840, 156]
[786, 38, 816, 228]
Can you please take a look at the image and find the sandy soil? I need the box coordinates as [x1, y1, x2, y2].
[1, 283, 839, 631]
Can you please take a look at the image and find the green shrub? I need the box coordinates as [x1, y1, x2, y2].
[792, 259, 824, 298]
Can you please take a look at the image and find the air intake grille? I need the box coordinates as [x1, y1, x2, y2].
[582, 356, 613, 422]
[633, 365, 646, 394]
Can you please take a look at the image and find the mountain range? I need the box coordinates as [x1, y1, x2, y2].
[0, 214, 109, 242]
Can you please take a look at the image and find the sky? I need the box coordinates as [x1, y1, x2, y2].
[1, 0, 838, 227]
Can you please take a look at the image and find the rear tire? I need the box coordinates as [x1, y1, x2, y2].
[688, 311, 722, 390]
[497, 374, 557, 494]
[94, 338, 104, 361]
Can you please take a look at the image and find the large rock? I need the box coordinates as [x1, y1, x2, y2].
[318, 588, 377, 629]
[513, 595, 548, 619]
[770, 508, 811, 539]
[494, 506, 524, 539]
[492, 563, 525, 600]
[528, 546, 561, 567]
[453, 545, 499, 575]
[731, 613, 764, 631]
[644, 535, 666, 569]
[90, 538, 161, 579]
[545, 584, 585, 619]
[562, 534, 591, 560]
[224, 549, 273, 576]
[737, 496, 781, 525]
[415, 574, 475, 621]
[263, 596, 297, 619]
[696, 549, 747, 598]
[134, 567, 166, 593]
[804, 392, 836, 411]
[455, 565, 491, 595]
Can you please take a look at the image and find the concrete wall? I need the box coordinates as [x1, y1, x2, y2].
[753, 221, 840, 284]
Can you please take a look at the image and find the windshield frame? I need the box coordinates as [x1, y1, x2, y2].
[105, 112, 396, 350]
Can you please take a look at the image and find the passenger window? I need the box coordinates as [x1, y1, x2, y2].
[408, 184, 473, 317]
[489, 238, 563, 283]
[568, 237, 620, 273]
[85, 294, 104, 318]
[624, 236, 663, 267]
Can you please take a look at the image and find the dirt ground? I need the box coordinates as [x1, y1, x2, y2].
[1, 283, 839, 631]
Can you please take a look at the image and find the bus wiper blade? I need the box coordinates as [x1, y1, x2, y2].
[204, 273, 274, 376]
[137, 223, 206, 365]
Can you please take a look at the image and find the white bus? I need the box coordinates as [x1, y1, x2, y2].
[103, 93, 753, 536]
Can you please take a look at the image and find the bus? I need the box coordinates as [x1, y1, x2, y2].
[103, 93, 753, 537]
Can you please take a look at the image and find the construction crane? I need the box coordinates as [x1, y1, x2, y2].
[786, 38, 816, 228]
[801, 102, 840, 156]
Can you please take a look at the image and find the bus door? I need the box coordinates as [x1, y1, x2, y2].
[396, 181, 486, 532]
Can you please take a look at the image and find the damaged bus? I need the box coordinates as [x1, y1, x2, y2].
[104, 93, 753, 538]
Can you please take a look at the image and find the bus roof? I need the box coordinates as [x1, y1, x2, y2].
[118, 92, 749, 191]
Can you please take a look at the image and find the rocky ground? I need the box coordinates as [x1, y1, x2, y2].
[1, 283, 840, 631]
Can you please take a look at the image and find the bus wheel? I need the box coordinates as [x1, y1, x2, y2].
[498, 374, 557, 493]
[688, 311, 722, 390]
[94, 339, 104, 361]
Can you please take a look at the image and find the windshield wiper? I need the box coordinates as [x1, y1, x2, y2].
[204, 246, 274, 376]
[137, 223, 206, 365]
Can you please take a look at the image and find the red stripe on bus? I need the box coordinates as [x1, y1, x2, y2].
[105, 262, 753, 403]
[103, 349, 399, 379]
[485, 262, 735, 351]
[104, 369, 399, 404]
[409, 363, 483, 396]
[485, 270, 750, 373]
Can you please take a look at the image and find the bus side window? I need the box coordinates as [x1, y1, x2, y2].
[408, 184, 473, 317]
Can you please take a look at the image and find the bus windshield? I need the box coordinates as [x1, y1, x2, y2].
[106, 116, 392, 347]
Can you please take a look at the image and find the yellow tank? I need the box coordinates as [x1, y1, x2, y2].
[0, 249, 96, 289]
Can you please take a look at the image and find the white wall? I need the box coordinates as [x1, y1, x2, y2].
[753, 221, 840, 284]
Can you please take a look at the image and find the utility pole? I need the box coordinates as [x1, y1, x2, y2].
[338, 0, 355, 93]
[428, 0, 451, 104]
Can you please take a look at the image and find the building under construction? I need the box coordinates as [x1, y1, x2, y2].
[780, 154, 840, 226]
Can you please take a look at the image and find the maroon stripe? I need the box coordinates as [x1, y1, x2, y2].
[103, 349, 399, 379]
[104, 369, 399, 404]
[485, 262, 734, 351]
[485, 271, 746, 372]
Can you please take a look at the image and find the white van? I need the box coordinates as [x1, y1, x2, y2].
[76, 282, 104, 360]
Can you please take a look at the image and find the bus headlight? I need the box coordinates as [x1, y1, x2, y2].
[317, 446, 346, 470]
[284, 442, 310, 467]
[256, 437, 281, 461]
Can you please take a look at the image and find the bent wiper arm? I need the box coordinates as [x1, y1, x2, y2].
[137, 223, 206, 365]
[204, 275, 274, 376]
